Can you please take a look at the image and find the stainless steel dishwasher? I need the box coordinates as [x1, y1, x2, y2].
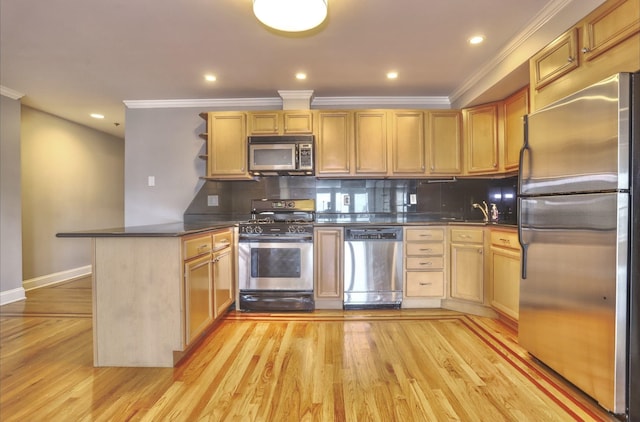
[343, 226, 403, 309]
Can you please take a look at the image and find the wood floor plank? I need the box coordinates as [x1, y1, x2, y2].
[0, 279, 620, 422]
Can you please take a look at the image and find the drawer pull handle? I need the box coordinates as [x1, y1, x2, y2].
[499, 238, 511, 244]
[460, 235, 471, 239]
[197, 245, 211, 253]
[420, 262, 433, 266]
[419, 248, 433, 252]
[419, 282, 433, 286]
[419, 234, 433, 237]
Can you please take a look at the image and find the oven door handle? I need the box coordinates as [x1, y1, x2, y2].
[239, 236, 313, 243]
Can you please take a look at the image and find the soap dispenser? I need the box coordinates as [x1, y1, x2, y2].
[490, 203, 499, 222]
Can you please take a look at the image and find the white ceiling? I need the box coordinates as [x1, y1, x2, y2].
[0, 0, 604, 138]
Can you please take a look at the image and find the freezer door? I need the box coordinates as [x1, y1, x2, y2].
[518, 192, 628, 414]
[520, 73, 630, 196]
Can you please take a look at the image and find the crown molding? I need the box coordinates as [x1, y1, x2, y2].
[123, 97, 282, 109]
[449, 0, 574, 104]
[1, 86, 25, 100]
[123, 95, 452, 110]
[312, 96, 451, 108]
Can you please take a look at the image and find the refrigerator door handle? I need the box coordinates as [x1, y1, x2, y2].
[517, 197, 528, 279]
[518, 115, 531, 195]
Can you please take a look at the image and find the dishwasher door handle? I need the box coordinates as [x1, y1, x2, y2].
[345, 241, 356, 293]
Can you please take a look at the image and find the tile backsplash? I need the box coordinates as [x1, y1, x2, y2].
[184, 176, 518, 224]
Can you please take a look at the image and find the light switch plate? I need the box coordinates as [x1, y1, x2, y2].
[207, 195, 219, 207]
[147, 176, 155, 187]
[410, 194, 417, 204]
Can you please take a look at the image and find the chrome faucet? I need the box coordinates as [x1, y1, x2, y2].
[472, 201, 489, 222]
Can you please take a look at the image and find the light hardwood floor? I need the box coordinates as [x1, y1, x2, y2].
[0, 278, 620, 421]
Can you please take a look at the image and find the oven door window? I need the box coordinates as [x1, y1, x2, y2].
[251, 248, 301, 278]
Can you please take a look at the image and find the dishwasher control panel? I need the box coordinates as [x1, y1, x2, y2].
[344, 227, 403, 241]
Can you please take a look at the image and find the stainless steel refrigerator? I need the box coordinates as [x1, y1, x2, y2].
[518, 72, 639, 419]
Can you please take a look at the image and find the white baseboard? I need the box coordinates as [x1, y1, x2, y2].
[22, 265, 92, 292]
[0, 287, 26, 306]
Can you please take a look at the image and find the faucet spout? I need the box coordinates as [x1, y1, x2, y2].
[472, 201, 489, 222]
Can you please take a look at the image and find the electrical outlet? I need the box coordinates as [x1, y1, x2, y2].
[147, 176, 155, 187]
[410, 194, 417, 205]
[343, 194, 350, 206]
[207, 195, 219, 207]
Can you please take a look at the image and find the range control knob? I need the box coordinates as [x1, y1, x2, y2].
[254, 226, 263, 234]
[287, 201, 295, 208]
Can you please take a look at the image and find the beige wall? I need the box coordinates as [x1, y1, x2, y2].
[21, 107, 124, 281]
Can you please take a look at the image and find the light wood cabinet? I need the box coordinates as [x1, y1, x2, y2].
[531, 28, 580, 90]
[530, 0, 640, 111]
[205, 112, 252, 180]
[502, 87, 529, 172]
[212, 230, 234, 317]
[427, 110, 463, 175]
[582, 0, 640, 62]
[390, 110, 426, 176]
[354, 110, 388, 175]
[404, 227, 446, 298]
[248, 110, 314, 135]
[449, 227, 484, 303]
[314, 227, 343, 309]
[315, 111, 354, 176]
[463, 104, 499, 175]
[184, 236, 214, 344]
[489, 228, 521, 324]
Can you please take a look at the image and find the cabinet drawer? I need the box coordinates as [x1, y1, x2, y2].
[405, 228, 444, 242]
[406, 243, 444, 256]
[184, 234, 213, 260]
[406, 272, 444, 297]
[490, 230, 519, 250]
[450, 228, 483, 243]
[213, 230, 233, 251]
[406, 256, 444, 270]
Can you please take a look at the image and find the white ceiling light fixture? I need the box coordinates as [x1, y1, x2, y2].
[253, 0, 327, 32]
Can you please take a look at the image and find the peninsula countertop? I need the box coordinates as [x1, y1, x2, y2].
[56, 221, 239, 238]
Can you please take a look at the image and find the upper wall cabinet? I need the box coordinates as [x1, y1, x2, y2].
[390, 110, 426, 176]
[463, 103, 499, 175]
[248, 111, 314, 135]
[354, 110, 389, 176]
[530, 28, 579, 90]
[315, 110, 354, 177]
[203, 112, 252, 180]
[502, 87, 529, 172]
[530, 0, 640, 111]
[427, 111, 463, 175]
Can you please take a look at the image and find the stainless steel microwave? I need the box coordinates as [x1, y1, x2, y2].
[248, 135, 314, 176]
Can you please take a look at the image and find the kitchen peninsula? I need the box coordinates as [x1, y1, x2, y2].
[58, 222, 236, 367]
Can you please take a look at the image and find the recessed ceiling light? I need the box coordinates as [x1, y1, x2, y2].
[296, 72, 307, 80]
[387, 71, 398, 79]
[204, 74, 217, 82]
[90, 113, 104, 119]
[469, 35, 485, 45]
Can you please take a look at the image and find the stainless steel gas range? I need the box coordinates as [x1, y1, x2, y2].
[237, 199, 315, 312]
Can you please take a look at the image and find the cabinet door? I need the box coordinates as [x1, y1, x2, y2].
[213, 249, 234, 317]
[316, 111, 353, 176]
[391, 111, 425, 175]
[314, 228, 343, 298]
[450, 243, 484, 303]
[464, 103, 499, 174]
[503, 87, 529, 172]
[184, 254, 213, 344]
[283, 111, 314, 134]
[490, 247, 521, 320]
[249, 112, 280, 135]
[427, 111, 462, 175]
[208, 112, 251, 179]
[354, 111, 388, 175]
[531, 28, 579, 90]
[582, 0, 640, 61]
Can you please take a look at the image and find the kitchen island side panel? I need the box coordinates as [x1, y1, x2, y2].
[93, 237, 183, 367]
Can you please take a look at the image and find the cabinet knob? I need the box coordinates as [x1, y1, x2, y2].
[582, 47, 591, 54]
[478, 249, 483, 254]
[567, 56, 575, 63]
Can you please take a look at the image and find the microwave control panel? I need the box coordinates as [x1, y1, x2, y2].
[298, 144, 313, 170]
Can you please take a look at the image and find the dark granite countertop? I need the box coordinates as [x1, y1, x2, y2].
[56, 221, 239, 238]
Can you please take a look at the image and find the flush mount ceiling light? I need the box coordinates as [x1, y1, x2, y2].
[253, 0, 327, 32]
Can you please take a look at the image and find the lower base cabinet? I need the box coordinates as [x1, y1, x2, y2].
[314, 227, 344, 309]
[92, 227, 235, 367]
[449, 228, 484, 303]
[489, 228, 521, 322]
